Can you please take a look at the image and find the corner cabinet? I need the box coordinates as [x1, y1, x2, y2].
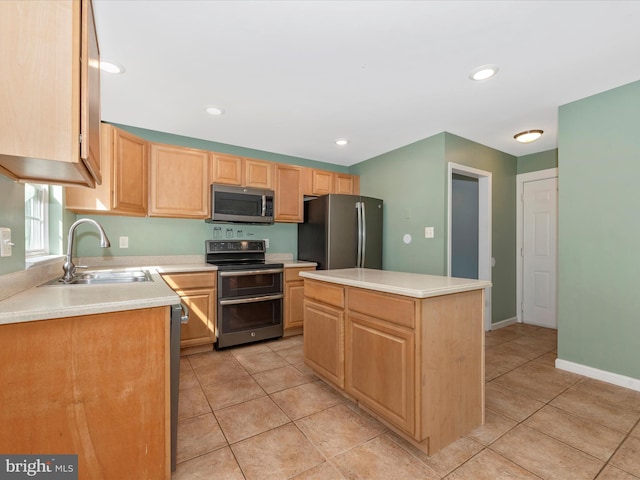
[150, 144, 210, 218]
[274, 164, 304, 222]
[303, 279, 485, 455]
[0, 0, 101, 187]
[161, 272, 216, 349]
[66, 124, 148, 215]
[284, 266, 316, 334]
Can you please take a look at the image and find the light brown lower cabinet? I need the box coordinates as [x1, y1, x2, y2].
[284, 266, 316, 334]
[161, 272, 216, 349]
[303, 279, 485, 455]
[0, 307, 170, 479]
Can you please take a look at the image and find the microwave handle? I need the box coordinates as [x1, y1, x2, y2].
[262, 195, 266, 217]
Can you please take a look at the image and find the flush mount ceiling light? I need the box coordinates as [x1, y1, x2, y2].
[99, 60, 125, 74]
[469, 64, 499, 81]
[205, 106, 225, 116]
[514, 130, 544, 143]
[335, 138, 349, 146]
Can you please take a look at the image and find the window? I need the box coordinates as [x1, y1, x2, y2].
[25, 183, 49, 257]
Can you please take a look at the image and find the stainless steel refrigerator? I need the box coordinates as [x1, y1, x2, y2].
[298, 194, 383, 270]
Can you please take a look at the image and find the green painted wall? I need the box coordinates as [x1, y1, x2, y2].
[558, 80, 640, 379]
[517, 149, 558, 174]
[0, 175, 26, 274]
[350, 133, 447, 275]
[351, 132, 517, 324]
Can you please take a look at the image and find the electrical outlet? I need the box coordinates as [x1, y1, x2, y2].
[0, 227, 13, 257]
[119, 236, 129, 248]
[424, 227, 434, 238]
[264, 239, 269, 248]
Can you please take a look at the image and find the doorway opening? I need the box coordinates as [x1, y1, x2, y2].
[447, 163, 492, 331]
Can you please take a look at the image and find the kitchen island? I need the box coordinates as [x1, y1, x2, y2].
[299, 268, 491, 455]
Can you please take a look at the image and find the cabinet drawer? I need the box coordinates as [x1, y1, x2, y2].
[161, 272, 216, 291]
[285, 266, 315, 282]
[304, 280, 345, 308]
[348, 288, 415, 328]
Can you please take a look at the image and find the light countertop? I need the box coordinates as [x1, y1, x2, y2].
[0, 256, 316, 326]
[0, 271, 180, 325]
[299, 268, 491, 298]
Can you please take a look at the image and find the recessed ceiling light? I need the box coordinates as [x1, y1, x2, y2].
[514, 130, 544, 143]
[335, 138, 349, 146]
[205, 106, 225, 116]
[469, 64, 498, 81]
[99, 60, 125, 74]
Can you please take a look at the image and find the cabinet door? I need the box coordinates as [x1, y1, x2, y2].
[178, 288, 216, 348]
[80, 0, 101, 184]
[162, 272, 216, 348]
[212, 153, 243, 185]
[65, 124, 147, 215]
[274, 164, 303, 222]
[346, 312, 415, 436]
[310, 169, 334, 195]
[285, 281, 305, 330]
[284, 267, 316, 331]
[150, 144, 210, 218]
[112, 127, 148, 214]
[335, 174, 357, 195]
[0, 0, 99, 186]
[303, 299, 344, 388]
[244, 158, 273, 188]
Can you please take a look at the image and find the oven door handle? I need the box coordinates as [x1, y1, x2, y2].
[219, 294, 284, 305]
[219, 268, 284, 277]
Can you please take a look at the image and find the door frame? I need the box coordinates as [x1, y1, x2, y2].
[516, 168, 558, 323]
[447, 162, 492, 331]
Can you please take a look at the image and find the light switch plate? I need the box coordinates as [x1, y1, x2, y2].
[0, 227, 12, 257]
[119, 236, 129, 248]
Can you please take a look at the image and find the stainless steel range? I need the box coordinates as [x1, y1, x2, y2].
[205, 240, 284, 349]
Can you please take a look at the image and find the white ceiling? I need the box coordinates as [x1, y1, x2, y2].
[94, 1, 640, 167]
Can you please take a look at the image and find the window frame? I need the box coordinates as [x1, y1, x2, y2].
[24, 183, 50, 257]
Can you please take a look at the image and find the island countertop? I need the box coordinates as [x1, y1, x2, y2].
[299, 268, 491, 298]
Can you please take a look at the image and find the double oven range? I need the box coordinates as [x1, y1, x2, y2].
[206, 240, 284, 349]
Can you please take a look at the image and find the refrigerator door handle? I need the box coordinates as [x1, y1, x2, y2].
[356, 201, 363, 268]
[361, 201, 366, 267]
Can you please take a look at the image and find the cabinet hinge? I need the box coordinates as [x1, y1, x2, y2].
[79, 134, 83, 144]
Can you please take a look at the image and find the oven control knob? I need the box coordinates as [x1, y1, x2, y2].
[251, 332, 256, 337]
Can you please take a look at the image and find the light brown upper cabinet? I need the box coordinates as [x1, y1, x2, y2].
[244, 158, 273, 189]
[274, 164, 304, 222]
[307, 169, 334, 196]
[149, 144, 210, 218]
[0, 0, 101, 187]
[335, 173, 359, 195]
[66, 124, 148, 216]
[304, 170, 360, 196]
[212, 153, 243, 185]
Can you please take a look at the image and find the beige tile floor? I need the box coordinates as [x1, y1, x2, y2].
[173, 324, 640, 480]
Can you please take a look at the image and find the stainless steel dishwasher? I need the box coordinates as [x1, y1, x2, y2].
[170, 303, 189, 472]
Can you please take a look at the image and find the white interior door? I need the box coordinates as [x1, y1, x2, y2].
[522, 177, 557, 328]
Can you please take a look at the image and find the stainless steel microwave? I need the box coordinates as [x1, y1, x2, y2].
[207, 184, 274, 224]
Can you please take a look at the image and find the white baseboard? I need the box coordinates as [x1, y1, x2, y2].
[555, 359, 640, 393]
[489, 316, 517, 331]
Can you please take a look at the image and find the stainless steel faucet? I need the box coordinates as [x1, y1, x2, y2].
[62, 218, 111, 283]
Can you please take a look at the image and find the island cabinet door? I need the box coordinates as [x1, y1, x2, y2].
[345, 312, 416, 437]
[303, 298, 345, 388]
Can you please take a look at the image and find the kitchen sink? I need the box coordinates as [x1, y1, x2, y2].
[42, 269, 154, 286]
